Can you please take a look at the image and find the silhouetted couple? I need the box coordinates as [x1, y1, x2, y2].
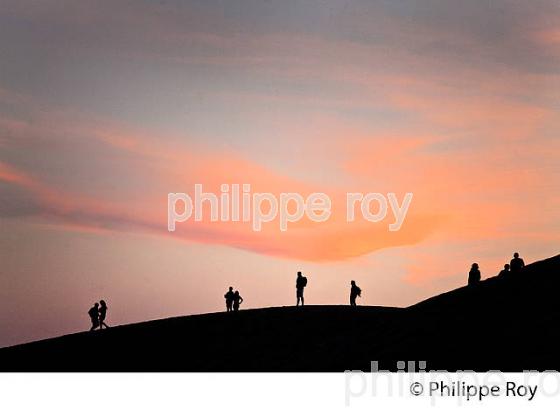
[499, 252, 525, 278]
[224, 287, 243, 312]
[88, 300, 109, 331]
[296, 271, 308, 306]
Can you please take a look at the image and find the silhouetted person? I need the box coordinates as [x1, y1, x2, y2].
[498, 264, 510, 278]
[99, 300, 109, 329]
[88, 303, 99, 331]
[468, 263, 481, 286]
[350, 280, 362, 306]
[233, 291, 243, 312]
[510, 252, 525, 274]
[224, 286, 235, 312]
[296, 271, 307, 306]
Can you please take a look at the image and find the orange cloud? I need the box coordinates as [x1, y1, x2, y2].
[0, 117, 443, 262]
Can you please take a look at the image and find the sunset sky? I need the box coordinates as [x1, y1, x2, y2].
[1, 0, 560, 347]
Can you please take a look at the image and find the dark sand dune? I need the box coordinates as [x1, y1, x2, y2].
[1, 254, 559, 371]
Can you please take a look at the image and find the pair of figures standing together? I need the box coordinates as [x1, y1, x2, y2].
[224, 287, 244, 312]
[88, 300, 109, 331]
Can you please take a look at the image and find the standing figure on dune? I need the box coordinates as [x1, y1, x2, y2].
[224, 287, 235, 312]
[350, 280, 362, 306]
[296, 271, 308, 306]
[468, 263, 481, 286]
[233, 291, 243, 312]
[510, 252, 525, 275]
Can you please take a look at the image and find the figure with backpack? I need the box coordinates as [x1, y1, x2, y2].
[88, 302, 99, 331]
[350, 280, 362, 306]
[296, 271, 307, 306]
